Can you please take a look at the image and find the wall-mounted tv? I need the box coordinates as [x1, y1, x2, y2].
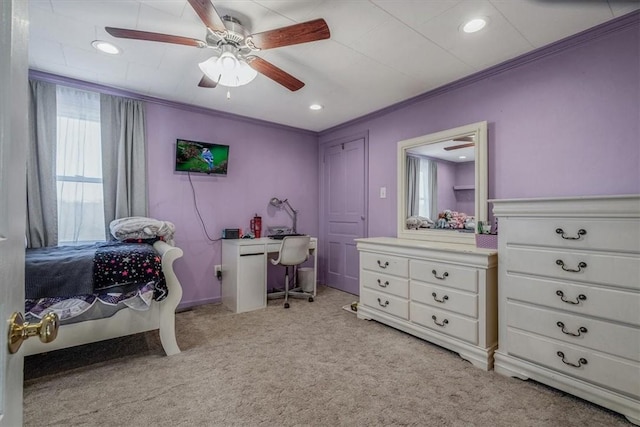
[175, 138, 229, 175]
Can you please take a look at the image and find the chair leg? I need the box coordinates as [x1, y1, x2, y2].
[284, 266, 290, 308]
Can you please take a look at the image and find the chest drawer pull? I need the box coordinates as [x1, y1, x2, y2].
[555, 228, 587, 240]
[556, 321, 588, 337]
[431, 292, 449, 303]
[377, 260, 389, 269]
[431, 315, 449, 327]
[555, 259, 587, 273]
[556, 351, 588, 368]
[431, 269, 449, 280]
[555, 290, 587, 305]
[377, 298, 389, 307]
[377, 279, 389, 288]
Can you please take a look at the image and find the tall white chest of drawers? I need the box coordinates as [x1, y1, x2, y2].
[355, 237, 498, 370]
[492, 195, 640, 424]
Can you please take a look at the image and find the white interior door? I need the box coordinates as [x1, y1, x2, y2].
[321, 137, 367, 295]
[0, 1, 29, 425]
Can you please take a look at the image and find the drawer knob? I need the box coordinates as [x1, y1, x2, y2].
[556, 321, 588, 337]
[557, 351, 588, 368]
[377, 279, 389, 288]
[377, 298, 389, 308]
[555, 290, 587, 305]
[556, 259, 587, 273]
[431, 315, 449, 327]
[431, 270, 449, 280]
[431, 292, 449, 303]
[555, 228, 587, 240]
[377, 260, 389, 269]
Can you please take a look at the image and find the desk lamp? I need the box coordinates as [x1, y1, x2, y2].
[269, 197, 297, 234]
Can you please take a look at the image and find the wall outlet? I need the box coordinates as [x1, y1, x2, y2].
[215, 265, 222, 280]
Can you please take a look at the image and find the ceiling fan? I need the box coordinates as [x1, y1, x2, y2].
[105, 0, 330, 92]
[444, 136, 475, 151]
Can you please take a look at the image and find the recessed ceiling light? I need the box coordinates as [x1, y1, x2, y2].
[458, 155, 467, 159]
[309, 104, 323, 111]
[92, 40, 120, 55]
[462, 18, 487, 34]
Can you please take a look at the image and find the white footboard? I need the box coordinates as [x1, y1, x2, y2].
[22, 241, 184, 357]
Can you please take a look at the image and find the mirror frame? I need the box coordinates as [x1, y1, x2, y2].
[397, 121, 488, 246]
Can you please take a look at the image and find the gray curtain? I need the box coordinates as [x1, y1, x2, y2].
[406, 155, 420, 217]
[100, 94, 148, 237]
[421, 157, 438, 221]
[26, 80, 57, 248]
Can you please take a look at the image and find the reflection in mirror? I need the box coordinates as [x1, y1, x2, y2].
[397, 121, 487, 246]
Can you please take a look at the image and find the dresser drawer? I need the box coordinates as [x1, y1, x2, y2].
[361, 270, 409, 298]
[361, 252, 409, 277]
[507, 329, 640, 398]
[506, 247, 640, 291]
[504, 275, 640, 326]
[410, 302, 478, 344]
[361, 288, 409, 320]
[504, 218, 640, 253]
[411, 281, 478, 318]
[410, 260, 478, 293]
[507, 301, 640, 361]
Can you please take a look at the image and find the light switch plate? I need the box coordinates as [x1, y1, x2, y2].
[380, 187, 387, 198]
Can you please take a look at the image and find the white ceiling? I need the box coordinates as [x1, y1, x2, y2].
[28, 0, 639, 132]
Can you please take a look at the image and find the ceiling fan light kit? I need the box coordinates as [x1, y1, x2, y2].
[198, 54, 258, 88]
[105, 0, 330, 92]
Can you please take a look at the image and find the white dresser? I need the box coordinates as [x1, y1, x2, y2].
[355, 237, 498, 370]
[492, 195, 640, 425]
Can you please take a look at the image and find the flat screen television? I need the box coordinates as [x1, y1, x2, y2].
[175, 138, 229, 175]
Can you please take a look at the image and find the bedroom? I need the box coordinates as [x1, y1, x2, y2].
[1, 0, 639, 425]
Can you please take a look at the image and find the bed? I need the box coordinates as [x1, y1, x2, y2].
[21, 237, 183, 357]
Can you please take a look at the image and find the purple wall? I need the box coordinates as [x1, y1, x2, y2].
[145, 103, 318, 307]
[319, 21, 639, 239]
[455, 162, 475, 215]
[436, 160, 456, 214]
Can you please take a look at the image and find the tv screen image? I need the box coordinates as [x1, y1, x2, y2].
[175, 139, 229, 175]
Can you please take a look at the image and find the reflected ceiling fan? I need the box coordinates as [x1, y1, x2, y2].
[105, 0, 330, 92]
[444, 136, 475, 151]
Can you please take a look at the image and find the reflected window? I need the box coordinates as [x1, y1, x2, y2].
[407, 155, 437, 221]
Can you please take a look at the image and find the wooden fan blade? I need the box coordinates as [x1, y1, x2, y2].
[246, 56, 304, 91]
[453, 136, 474, 142]
[198, 75, 218, 88]
[443, 142, 475, 151]
[248, 19, 330, 50]
[187, 0, 227, 32]
[105, 27, 205, 47]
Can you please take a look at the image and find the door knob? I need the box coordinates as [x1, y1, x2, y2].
[8, 311, 59, 354]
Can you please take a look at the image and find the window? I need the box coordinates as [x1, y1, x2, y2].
[55, 86, 105, 244]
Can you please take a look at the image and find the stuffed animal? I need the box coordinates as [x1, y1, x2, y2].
[436, 212, 448, 229]
[406, 216, 435, 230]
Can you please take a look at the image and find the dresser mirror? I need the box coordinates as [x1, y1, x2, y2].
[397, 121, 488, 246]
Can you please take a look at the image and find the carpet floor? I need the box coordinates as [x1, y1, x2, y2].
[24, 285, 632, 426]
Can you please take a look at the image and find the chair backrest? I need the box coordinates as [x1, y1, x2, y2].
[275, 235, 310, 266]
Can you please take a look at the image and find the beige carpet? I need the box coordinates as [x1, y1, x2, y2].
[24, 286, 632, 426]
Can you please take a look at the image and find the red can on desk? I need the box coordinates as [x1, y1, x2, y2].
[250, 214, 262, 238]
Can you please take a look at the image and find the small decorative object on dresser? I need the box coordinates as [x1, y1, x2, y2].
[355, 237, 498, 370]
[492, 195, 640, 425]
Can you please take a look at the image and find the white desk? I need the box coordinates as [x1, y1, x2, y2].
[221, 237, 318, 313]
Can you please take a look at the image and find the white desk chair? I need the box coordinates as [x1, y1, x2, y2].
[268, 235, 314, 309]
